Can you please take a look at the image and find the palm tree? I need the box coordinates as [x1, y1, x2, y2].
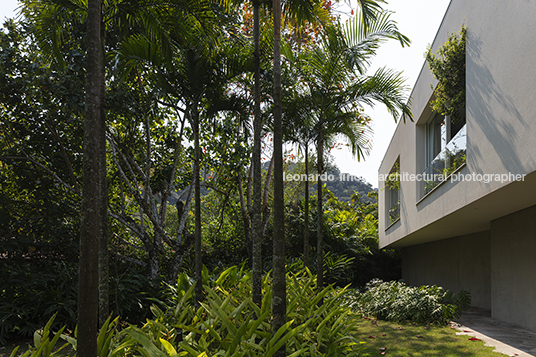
[271, 0, 286, 352]
[250, 0, 332, 311]
[77, 0, 103, 353]
[251, 0, 264, 310]
[297, 10, 412, 291]
[270, 1, 389, 352]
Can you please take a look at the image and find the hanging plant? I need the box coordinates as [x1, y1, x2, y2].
[426, 25, 466, 124]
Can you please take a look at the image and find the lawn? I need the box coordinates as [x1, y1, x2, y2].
[354, 316, 500, 357]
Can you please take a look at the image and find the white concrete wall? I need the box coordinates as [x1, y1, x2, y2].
[401, 231, 491, 310]
[491, 205, 536, 332]
[379, 0, 536, 249]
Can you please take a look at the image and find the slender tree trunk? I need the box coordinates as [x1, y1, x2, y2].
[252, 0, 263, 310]
[272, 0, 286, 355]
[193, 110, 203, 308]
[238, 172, 252, 259]
[79, 0, 103, 354]
[98, 15, 109, 327]
[261, 155, 274, 235]
[303, 144, 309, 268]
[98, 223, 109, 327]
[168, 185, 194, 283]
[316, 118, 324, 292]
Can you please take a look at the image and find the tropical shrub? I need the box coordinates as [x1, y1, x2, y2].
[10, 266, 367, 356]
[7, 315, 71, 357]
[0, 261, 78, 345]
[351, 279, 471, 325]
[110, 266, 365, 356]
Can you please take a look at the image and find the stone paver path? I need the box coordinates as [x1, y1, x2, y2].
[452, 307, 536, 357]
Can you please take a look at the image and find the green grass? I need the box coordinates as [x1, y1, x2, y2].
[354, 316, 500, 357]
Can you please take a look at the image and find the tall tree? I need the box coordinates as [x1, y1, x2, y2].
[251, 0, 263, 310]
[271, 0, 286, 353]
[78, 0, 104, 353]
[298, 10, 411, 290]
[250, 0, 334, 311]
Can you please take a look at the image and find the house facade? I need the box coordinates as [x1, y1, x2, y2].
[378, 0, 536, 332]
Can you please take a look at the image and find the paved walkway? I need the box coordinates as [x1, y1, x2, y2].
[452, 307, 536, 356]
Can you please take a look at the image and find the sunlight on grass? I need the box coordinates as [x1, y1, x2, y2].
[354, 316, 500, 357]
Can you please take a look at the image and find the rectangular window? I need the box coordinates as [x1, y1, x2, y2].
[422, 112, 466, 196]
[386, 158, 400, 226]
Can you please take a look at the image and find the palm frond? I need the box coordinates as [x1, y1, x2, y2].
[343, 9, 410, 74]
[348, 67, 412, 122]
[20, 0, 87, 68]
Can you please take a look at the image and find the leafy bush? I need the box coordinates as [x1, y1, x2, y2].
[0, 258, 165, 345]
[352, 279, 471, 325]
[0, 261, 78, 345]
[109, 266, 365, 356]
[426, 25, 467, 125]
[10, 266, 367, 356]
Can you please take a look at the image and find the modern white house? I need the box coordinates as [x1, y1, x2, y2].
[378, 0, 536, 332]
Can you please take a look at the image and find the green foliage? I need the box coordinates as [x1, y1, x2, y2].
[442, 151, 466, 178]
[0, 261, 78, 345]
[103, 266, 365, 356]
[385, 159, 400, 191]
[108, 265, 166, 325]
[353, 279, 472, 325]
[59, 315, 128, 357]
[426, 25, 467, 124]
[8, 314, 70, 357]
[285, 189, 400, 287]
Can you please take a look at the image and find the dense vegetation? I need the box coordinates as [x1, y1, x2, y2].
[6, 267, 473, 357]
[350, 279, 471, 325]
[0, 0, 424, 354]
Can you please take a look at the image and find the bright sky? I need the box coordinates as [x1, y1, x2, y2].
[0, 0, 452, 188]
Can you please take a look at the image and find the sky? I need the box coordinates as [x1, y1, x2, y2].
[0, 0, 452, 187]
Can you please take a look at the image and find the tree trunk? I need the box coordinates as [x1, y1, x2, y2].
[272, 0, 286, 355]
[193, 109, 203, 308]
[252, 0, 263, 310]
[98, 224, 109, 326]
[98, 14, 109, 327]
[303, 144, 309, 268]
[238, 172, 252, 261]
[316, 118, 324, 292]
[79, 0, 103, 354]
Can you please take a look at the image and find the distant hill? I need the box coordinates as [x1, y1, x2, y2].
[167, 163, 378, 205]
[324, 172, 377, 203]
[281, 162, 377, 204]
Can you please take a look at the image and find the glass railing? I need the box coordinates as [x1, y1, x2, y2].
[422, 124, 466, 196]
[388, 201, 400, 225]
